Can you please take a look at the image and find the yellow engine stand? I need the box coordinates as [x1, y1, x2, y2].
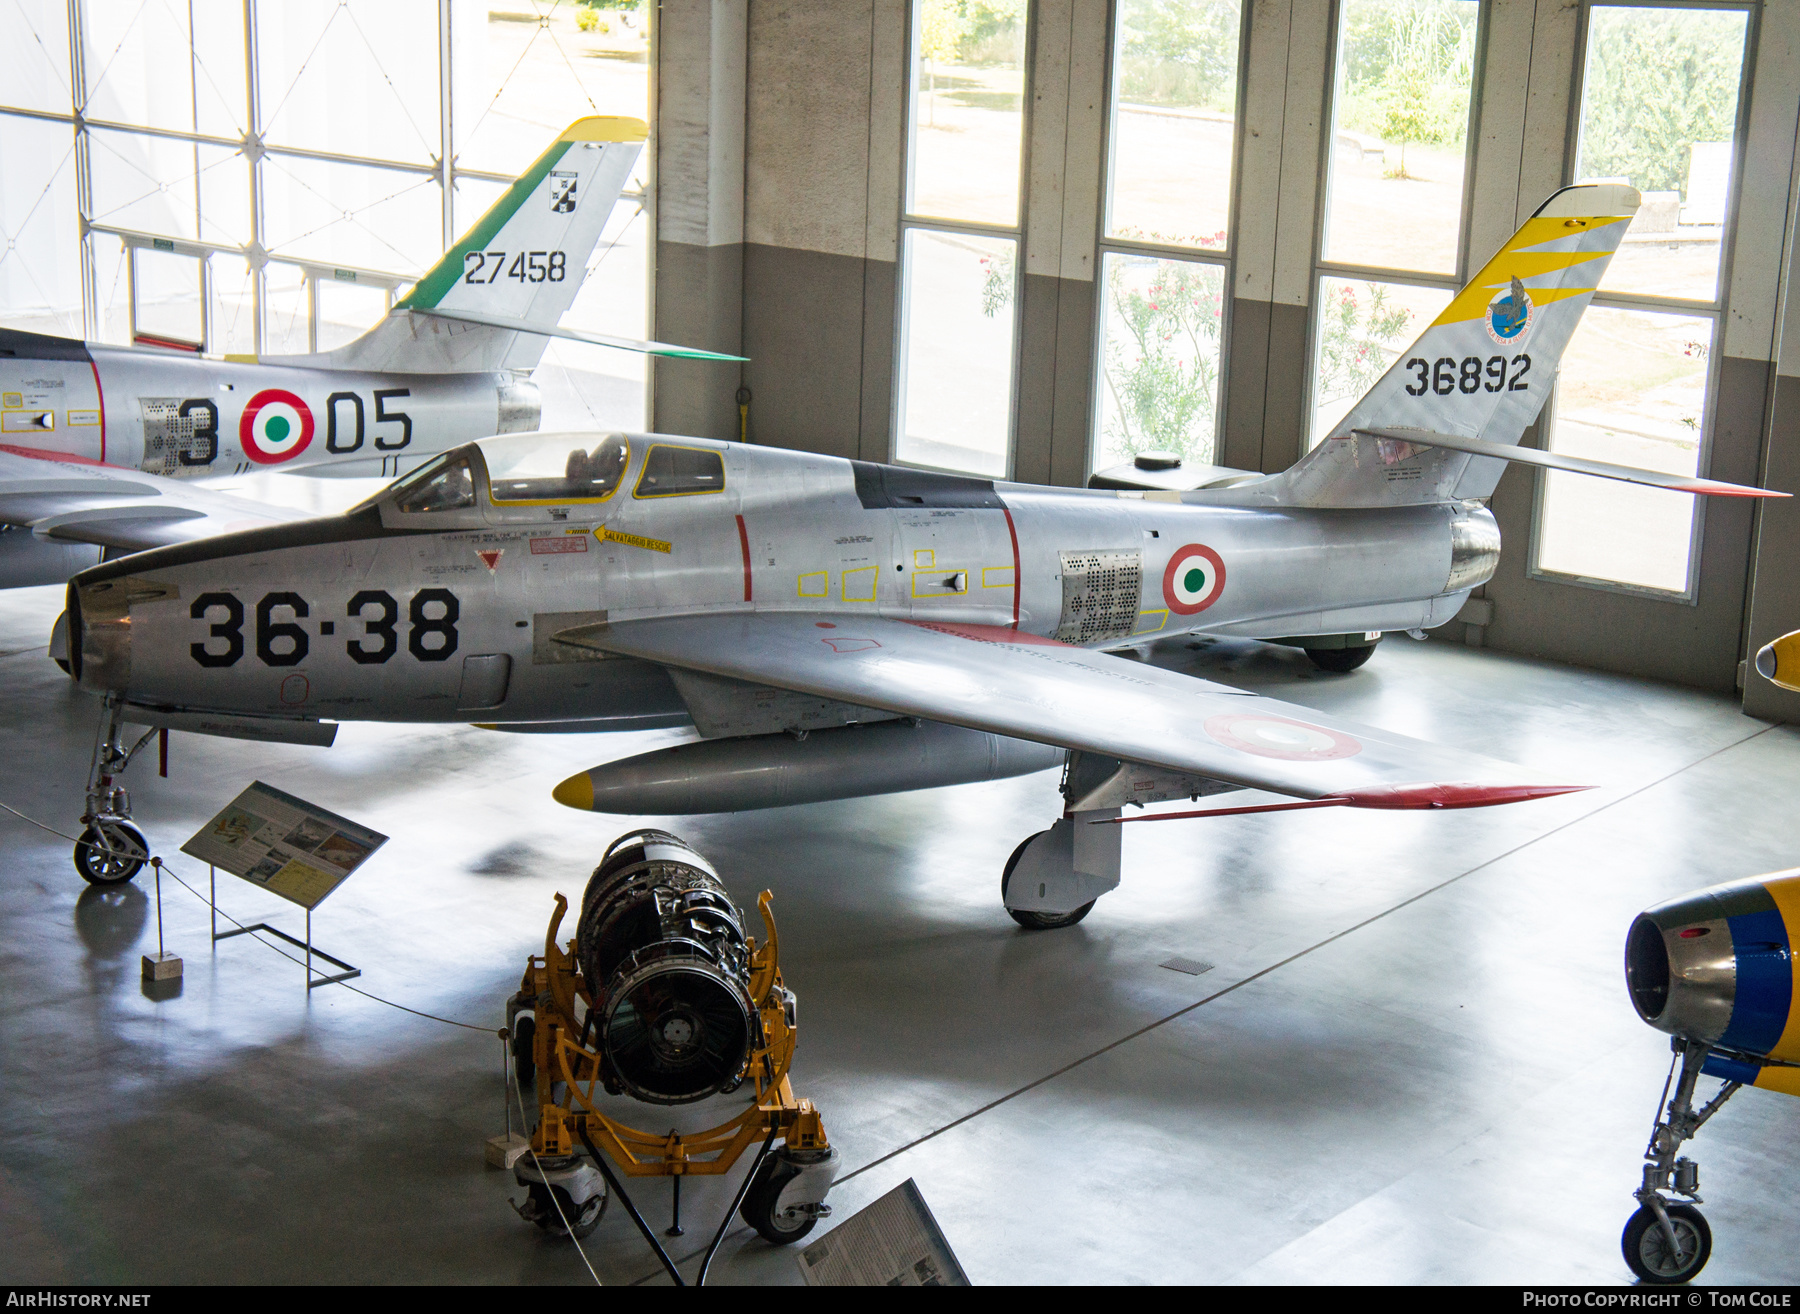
[510, 887, 829, 1194]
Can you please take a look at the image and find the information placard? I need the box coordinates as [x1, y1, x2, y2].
[181, 781, 387, 910]
[798, 1179, 969, 1286]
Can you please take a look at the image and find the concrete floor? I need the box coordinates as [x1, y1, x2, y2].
[3, 580, 1798, 1286]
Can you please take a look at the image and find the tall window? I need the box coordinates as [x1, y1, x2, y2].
[1310, 0, 1479, 444]
[1533, 3, 1750, 595]
[894, 0, 1029, 477]
[0, 1, 651, 431]
[1091, 0, 1242, 474]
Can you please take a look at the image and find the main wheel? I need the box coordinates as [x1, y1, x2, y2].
[1001, 834, 1094, 930]
[512, 1014, 536, 1089]
[74, 821, 147, 886]
[1306, 644, 1376, 673]
[1622, 1203, 1711, 1284]
[740, 1157, 817, 1245]
[526, 1181, 605, 1240]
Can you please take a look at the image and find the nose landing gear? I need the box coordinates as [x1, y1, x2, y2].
[74, 694, 157, 886]
[1623, 1038, 1739, 1284]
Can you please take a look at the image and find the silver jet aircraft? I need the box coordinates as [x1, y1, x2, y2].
[55, 184, 1785, 924]
[0, 115, 737, 590]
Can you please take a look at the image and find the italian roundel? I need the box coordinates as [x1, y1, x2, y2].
[239, 389, 315, 464]
[1162, 543, 1226, 614]
[1204, 713, 1362, 762]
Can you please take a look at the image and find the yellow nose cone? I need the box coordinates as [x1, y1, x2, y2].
[1756, 630, 1800, 692]
[551, 772, 594, 811]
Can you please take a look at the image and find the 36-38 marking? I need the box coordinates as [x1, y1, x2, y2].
[1404, 354, 1530, 397]
[189, 589, 459, 668]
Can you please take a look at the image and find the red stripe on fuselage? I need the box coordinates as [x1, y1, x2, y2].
[736, 514, 752, 602]
[1002, 505, 1020, 627]
[90, 359, 106, 465]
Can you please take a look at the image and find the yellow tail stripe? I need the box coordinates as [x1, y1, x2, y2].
[1763, 871, 1800, 1063]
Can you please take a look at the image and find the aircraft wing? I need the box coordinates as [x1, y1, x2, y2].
[582, 612, 1582, 808]
[0, 446, 307, 551]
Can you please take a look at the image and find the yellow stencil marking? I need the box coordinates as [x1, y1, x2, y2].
[841, 566, 877, 602]
[982, 565, 1016, 589]
[593, 525, 671, 554]
[913, 549, 935, 568]
[1133, 609, 1170, 634]
[797, 571, 829, 599]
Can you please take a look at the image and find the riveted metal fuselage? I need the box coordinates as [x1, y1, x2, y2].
[71, 434, 1491, 726]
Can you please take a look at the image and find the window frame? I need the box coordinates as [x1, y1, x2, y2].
[1525, 0, 1758, 605]
[1302, 0, 1491, 452]
[890, 0, 1037, 479]
[1086, 0, 1254, 477]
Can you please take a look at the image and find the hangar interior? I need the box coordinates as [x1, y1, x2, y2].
[3, 0, 1800, 1288]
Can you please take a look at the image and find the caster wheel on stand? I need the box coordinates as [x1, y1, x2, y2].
[740, 1156, 817, 1245]
[74, 821, 148, 886]
[1001, 833, 1094, 930]
[1622, 1203, 1711, 1284]
[512, 1014, 536, 1089]
[519, 1179, 605, 1240]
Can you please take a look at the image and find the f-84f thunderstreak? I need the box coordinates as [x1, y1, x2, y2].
[57, 185, 1786, 922]
[0, 116, 738, 591]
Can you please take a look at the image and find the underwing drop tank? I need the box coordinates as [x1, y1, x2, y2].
[577, 829, 757, 1104]
[554, 719, 1066, 815]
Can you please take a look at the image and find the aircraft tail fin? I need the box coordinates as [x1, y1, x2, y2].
[1269, 183, 1640, 508]
[300, 117, 646, 375]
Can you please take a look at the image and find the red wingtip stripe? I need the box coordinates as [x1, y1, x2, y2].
[1688, 484, 1791, 499]
[1104, 782, 1591, 824]
[1331, 782, 1592, 810]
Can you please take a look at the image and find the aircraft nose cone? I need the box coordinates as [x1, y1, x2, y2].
[551, 772, 594, 811]
[1755, 629, 1800, 691]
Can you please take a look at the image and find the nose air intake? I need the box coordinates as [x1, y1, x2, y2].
[1626, 872, 1800, 1082]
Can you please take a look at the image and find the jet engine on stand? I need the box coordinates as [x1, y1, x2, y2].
[506, 831, 836, 1285]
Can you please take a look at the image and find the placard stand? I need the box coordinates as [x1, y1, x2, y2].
[209, 865, 363, 991]
[183, 783, 385, 994]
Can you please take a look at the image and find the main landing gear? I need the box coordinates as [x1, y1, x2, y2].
[1623, 1037, 1740, 1284]
[74, 694, 155, 886]
[1000, 752, 1237, 930]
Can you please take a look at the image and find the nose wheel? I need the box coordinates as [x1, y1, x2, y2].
[1622, 1202, 1711, 1284]
[74, 820, 148, 885]
[74, 694, 159, 885]
[1624, 1038, 1742, 1285]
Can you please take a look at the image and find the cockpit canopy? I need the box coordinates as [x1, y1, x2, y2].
[484, 432, 631, 504]
[364, 431, 726, 524]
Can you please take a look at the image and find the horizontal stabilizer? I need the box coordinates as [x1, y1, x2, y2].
[1354, 427, 1789, 499]
[414, 307, 746, 361]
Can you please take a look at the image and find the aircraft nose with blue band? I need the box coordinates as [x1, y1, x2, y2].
[1627, 871, 1800, 1095]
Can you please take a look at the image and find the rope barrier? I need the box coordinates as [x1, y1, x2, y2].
[1, 796, 492, 1032]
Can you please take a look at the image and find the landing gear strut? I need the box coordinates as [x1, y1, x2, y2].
[1000, 752, 1236, 929]
[74, 694, 154, 886]
[1624, 1037, 1738, 1284]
